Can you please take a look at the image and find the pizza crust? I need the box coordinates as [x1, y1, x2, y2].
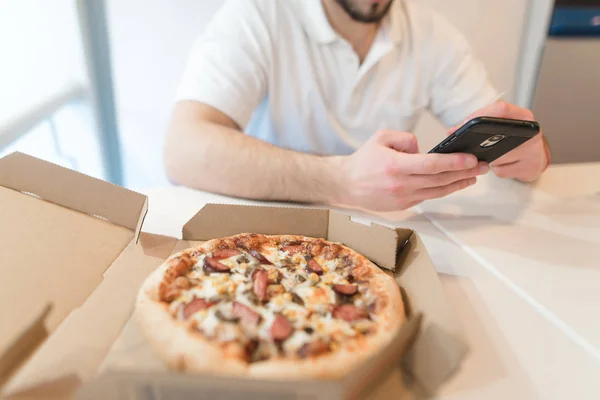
[136, 234, 405, 379]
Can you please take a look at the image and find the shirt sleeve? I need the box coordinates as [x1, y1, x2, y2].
[175, 0, 271, 129]
[425, 11, 499, 127]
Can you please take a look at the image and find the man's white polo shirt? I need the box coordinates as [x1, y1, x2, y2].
[175, 0, 498, 155]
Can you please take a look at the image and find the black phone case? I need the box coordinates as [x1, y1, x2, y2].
[428, 117, 540, 163]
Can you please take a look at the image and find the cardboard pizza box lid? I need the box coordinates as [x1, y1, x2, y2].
[0, 152, 148, 391]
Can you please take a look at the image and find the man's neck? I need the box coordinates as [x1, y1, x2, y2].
[321, 0, 379, 63]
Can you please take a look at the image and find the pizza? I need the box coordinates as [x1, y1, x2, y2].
[136, 233, 405, 379]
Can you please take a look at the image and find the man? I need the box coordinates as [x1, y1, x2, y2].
[164, 0, 549, 211]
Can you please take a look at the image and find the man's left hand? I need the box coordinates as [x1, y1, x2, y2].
[448, 101, 550, 183]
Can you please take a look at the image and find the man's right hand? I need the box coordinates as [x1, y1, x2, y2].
[332, 130, 489, 211]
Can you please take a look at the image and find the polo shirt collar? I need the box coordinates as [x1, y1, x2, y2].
[301, 0, 403, 46]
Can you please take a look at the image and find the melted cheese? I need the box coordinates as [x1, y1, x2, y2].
[257, 312, 276, 341]
[319, 315, 357, 337]
[188, 279, 220, 299]
[283, 330, 311, 353]
[295, 285, 336, 313]
[195, 309, 219, 336]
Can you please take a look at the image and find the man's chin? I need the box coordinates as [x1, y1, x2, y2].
[336, 0, 394, 24]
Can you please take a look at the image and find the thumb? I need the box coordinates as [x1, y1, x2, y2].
[375, 130, 419, 153]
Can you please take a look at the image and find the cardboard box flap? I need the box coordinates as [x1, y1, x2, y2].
[0, 305, 51, 390]
[77, 370, 345, 400]
[0, 152, 147, 233]
[343, 314, 422, 399]
[183, 206, 406, 272]
[0, 153, 146, 388]
[395, 233, 469, 393]
[1, 233, 180, 398]
[327, 212, 401, 270]
[183, 204, 329, 240]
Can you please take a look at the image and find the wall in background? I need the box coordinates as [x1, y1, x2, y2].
[0, 0, 85, 116]
[0, 0, 103, 180]
[106, 0, 222, 187]
[411, 0, 531, 150]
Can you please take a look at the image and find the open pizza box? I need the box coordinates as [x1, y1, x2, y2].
[0, 152, 468, 399]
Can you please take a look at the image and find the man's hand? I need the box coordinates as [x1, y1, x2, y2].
[335, 130, 489, 211]
[449, 101, 550, 183]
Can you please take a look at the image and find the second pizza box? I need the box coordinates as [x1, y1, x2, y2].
[0, 153, 468, 399]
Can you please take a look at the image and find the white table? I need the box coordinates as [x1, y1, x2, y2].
[419, 163, 600, 366]
[140, 168, 600, 399]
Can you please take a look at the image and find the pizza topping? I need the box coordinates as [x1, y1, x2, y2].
[267, 269, 283, 284]
[164, 254, 193, 281]
[162, 284, 181, 302]
[270, 313, 293, 341]
[212, 249, 242, 260]
[183, 298, 215, 319]
[249, 340, 273, 363]
[308, 272, 320, 284]
[155, 234, 388, 364]
[249, 250, 273, 265]
[215, 309, 240, 323]
[298, 340, 329, 358]
[237, 255, 250, 264]
[173, 276, 191, 289]
[252, 269, 268, 301]
[353, 319, 374, 334]
[332, 304, 368, 322]
[232, 301, 262, 325]
[306, 259, 324, 275]
[291, 292, 304, 306]
[333, 284, 358, 296]
[204, 257, 231, 273]
[281, 244, 303, 255]
[266, 284, 285, 300]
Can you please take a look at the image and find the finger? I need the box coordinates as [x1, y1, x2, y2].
[402, 153, 478, 175]
[375, 130, 419, 154]
[492, 134, 541, 166]
[415, 177, 477, 201]
[413, 162, 488, 188]
[492, 151, 521, 166]
[492, 160, 542, 183]
[492, 162, 525, 180]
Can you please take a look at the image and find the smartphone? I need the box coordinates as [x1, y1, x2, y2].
[428, 117, 540, 163]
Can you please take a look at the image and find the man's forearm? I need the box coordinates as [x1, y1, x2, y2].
[164, 118, 344, 204]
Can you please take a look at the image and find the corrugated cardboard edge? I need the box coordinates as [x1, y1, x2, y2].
[0, 152, 147, 233]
